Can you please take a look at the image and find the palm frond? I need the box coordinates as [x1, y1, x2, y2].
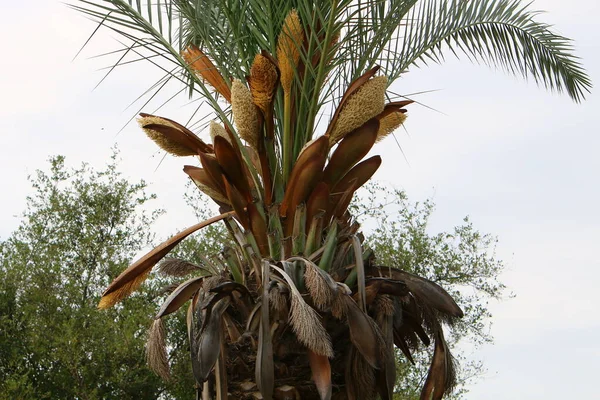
[71, 0, 231, 119]
[386, 0, 591, 102]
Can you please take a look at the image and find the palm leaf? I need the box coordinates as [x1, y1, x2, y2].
[98, 211, 234, 309]
[388, 0, 591, 102]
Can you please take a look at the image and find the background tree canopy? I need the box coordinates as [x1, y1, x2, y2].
[0, 153, 504, 399]
[0, 151, 162, 399]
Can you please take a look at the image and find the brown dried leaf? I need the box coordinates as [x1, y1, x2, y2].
[280, 136, 329, 217]
[257, 260, 275, 400]
[214, 135, 253, 203]
[98, 212, 234, 309]
[157, 257, 206, 277]
[322, 119, 379, 188]
[271, 265, 333, 357]
[146, 318, 170, 380]
[308, 350, 332, 400]
[420, 332, 457, 400]
[343, 295, 383, 369]
[371, 267, 464, 318]
[156, 276, 204, 318]
[192, 297, 230, 383]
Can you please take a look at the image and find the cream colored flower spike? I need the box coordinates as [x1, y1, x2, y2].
[329, 76, 388, 146]
[138, 115, 196, 157]
[376, 111, 407, 142]
[231, 79, 260, 150]
[209, 121, 231, 144]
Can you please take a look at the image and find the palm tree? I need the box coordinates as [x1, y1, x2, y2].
[72, 1, 590, 399]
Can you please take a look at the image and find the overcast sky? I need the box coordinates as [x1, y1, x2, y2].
[1, 1, 598, 398]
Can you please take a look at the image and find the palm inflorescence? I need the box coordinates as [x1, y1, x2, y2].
[77, 1, 590, 399]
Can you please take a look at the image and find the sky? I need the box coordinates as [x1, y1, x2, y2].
[1, 1, 598, 398]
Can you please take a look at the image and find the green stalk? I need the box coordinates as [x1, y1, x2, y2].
[222, 246, 243, 284]
[268, 205, 284, 260]
[304, 215, 323, 256]
[292, 204, 307, 255]
[282, 91, 293, 184]
[318, 223, 338, 271]
[265, 137, 284, 203]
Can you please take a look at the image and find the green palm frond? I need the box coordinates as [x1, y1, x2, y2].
[71, 0, 230, 121]
[384, 0, 591, 102]
[72, 0, 590, 140]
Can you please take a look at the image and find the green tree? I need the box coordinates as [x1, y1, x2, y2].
[0, 152, 163, 399]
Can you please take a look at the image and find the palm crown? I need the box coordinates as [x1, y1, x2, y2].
[74, 0, 590, 399]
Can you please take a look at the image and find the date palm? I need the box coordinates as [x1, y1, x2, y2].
[73, 1, 590, 399]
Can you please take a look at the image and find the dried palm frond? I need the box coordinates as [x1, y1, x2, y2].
[374, 311, 396, 400]
[304, 263, 335, 311]
[146, 318, 170, 380]
[370, 266, 464, 319]
[158, 258, 205, 277]
[345, 346, 377, 400]
[257, 260, 275, 400]
[374, 294, 396, 318]
[156, 276, 204, 318]
[269, 282, 289, 316]
[294, 257, 338, 312]
[192, 296, 230, 383]
[98, 212, 234, 309]
[342, 294, 384, 369]
[271, 264, 333, 358]
[288, 290, 334, 358]
[97, 268, 151, 310]
[157, 283, 179, 297]
[421, 332, 457, 400]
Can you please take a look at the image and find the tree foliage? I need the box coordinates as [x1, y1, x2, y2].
[0, 152, 163, 399]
